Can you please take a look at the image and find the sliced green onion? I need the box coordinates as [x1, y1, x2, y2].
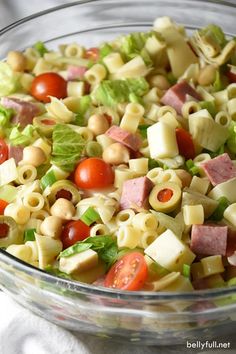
[85, 141, 103, 157]
[213, 71, 224, 92]
[183, 264, 191, 278]
[148, 158, 159, 170]
[100, 43, 113, 59]
[199, 101, 217, 117]
[186, 159, 200, 176]
[80, 207, 100, 226]
[210, 196, 229, 221]
[138, 124, 150, 139]
[167, 72, 177, 85]
[24, 228, 36, 242]
[40, 170, 57, 190]
[129, 93, 144, 105]
[33, 41, 48, 57]
[0, 185, 17, 203]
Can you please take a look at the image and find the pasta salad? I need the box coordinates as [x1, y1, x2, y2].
[1, 16, 236, 292]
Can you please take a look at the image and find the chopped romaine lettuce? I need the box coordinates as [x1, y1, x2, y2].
[74, 95, 92, 126]
[200, 24, 227, 49]
[120, 32, 154, 65]
[8, 124, 37, 146]
[93, 78, 149, 107]
[33, 41, 49, 56]
[199, 101, 217, 117]
[212, 71, 224, 92]
[51, 124, 86, 172]
[210, 196, 229, 221]
[100, 43, 113, 59]
[0, 62, 20, 97]
[0, 105, 14, 127]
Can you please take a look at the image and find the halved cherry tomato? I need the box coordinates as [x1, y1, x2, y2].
[176, 128, 195, 160]
[0, 199, 8, 215]
[157, 188, 173, 203]
[104, 252, 148, 291]
[30, 72, 67, 103]
[84, 47, 99, 61]
[61, 220, 90, 249]
[74, 157, 114, 189]
[0, 139, 8, 164]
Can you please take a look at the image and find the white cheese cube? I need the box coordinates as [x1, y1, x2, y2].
[183, 204, 204, 226]
[0, 158, 18, 186]
[59, 249, 98, 274]
[147, 121, 179, 159]
[144, 229, 195, 272]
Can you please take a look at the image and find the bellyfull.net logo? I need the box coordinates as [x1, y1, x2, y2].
[186, 340, 231, 350]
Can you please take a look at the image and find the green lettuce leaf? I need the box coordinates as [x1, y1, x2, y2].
[0, 62, 20, 97]
[51, 124, 86, 172]
[0, 104, 15, 127]
[120, 32, 154, 65]
[8, 124, 36, 146]
[74, 95, 92, 126]
[33, 41, 49, 57]
[93, 78, 149, 107]
[59, 235, 118, 268]
[200, 24, 227, 49]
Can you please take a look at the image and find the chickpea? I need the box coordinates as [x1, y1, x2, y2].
[102, 143, 130, 165]
[22, 146, 46, 167]
[50, 198, 75, 220]
[175, 169, 192, 188]
[198, 65, 217, 86]
[87, 114, 109, 136]
[7, 50, 26, 72]
[40, 216, 63, 239]
[149, 75, 170, 90]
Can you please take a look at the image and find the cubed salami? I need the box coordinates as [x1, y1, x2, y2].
[67, 66, 87, 80]
[161, 81, 201, 114]
[191, 224, 227, 256]
[1, 97, 40, 127]
[201, 153, 236, 186]
[8, 145, 23, 164]
[106, 125, 141, 151]
[120, 176, 153, 211]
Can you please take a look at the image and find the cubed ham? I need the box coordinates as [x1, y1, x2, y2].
[8, 145, 23, 164]
[191, 224, 227, 256]
[120, 176, 153, 211]
[201, 153, 236, 186]
[161, 81, 201, 114]
[1, 97, 40, 127]
[226, 227, 236, 257]
[106, 126, 141, 151]
[67, 66, 87, 81]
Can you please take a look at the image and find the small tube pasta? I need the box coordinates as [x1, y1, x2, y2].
[33, 58, 53, 75]
[147, 167, 164, 184]
[115, 209, 136, 226]
[96, 134, 114, 150]
[139, 139, 150, 157]
[31, 210, 50, 220]
[73, 127, 93, 142]
[33, 138, 51, 157]
[4, 203, 30, 225]
[183, 204, 204, 226]
[158, 112, 180, 129]
[145, 103, 160, 122]
[103, 53, 124, 74]
[138, 230, 158, 249]
[90, 224, 109, 236]
[189, 176, 210, 195]
[16, 164, 37, 185]
[117, 225, 141, 249]
[46, 97, 75, 123]
[120, 103, 144, 133]
[132, 212, 158, 231]
[84, 64, 107, 85]
[227, 83, 236, 99]
[215, 111, 231, 127]
[181, 101, 201, 119]
[25, 217, 42, 233]
[114, 167, 136, 189]
[200, 255, 224, 277]
[193, 153, 211, 176]
[157, 105, 177, 118]
[128, 158, 149, 176]
[22, 192, 45, 212]
[143, 87, 161, 104]
[64, 43, 85, 57]
[24, 47, 40, 71]
[160, 169, 182, 187]
[227, 98, 236, 120]
[67, 81, 85, 97]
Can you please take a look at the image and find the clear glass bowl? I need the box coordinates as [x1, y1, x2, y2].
[0, 0, 236, 346]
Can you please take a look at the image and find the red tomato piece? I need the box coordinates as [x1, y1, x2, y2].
[157, 188, 173, 203]
[84, 47, 99, 61]
[61, 220, 90, 249]
[0, 199, 8, 215]
[74, 158, 114, 189]
[104, 252, 148, 291]
[0, 139, 8, 164]
[176, 128, 195, 160]
[30, 72, 67, 103]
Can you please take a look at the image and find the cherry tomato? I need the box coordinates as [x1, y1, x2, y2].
[104, 252, 148, 291]
[84, 47, 99, 61]
[61, 220, 90, 249]
[0, 139, 8, 164]
[0, 199, 8, 215]
[30, 72, 67, 103]
[176, 128, 195, 160]
[157, 188, 173, 203]
[74, 158, 114, 189]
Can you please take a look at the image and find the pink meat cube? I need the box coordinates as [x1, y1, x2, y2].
[106, 126, 141, 151]
[67, 66, 87, 80]
[201, 153, 236, 186]
[1, 97, 40, 127]
[8, 145, 23, 164]
[191, 224, 228, 256]
[120, 176, 153, 211]
[161, 81, 201, 114]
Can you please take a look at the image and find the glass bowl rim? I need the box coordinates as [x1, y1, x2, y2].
[0, 0, 236, 302]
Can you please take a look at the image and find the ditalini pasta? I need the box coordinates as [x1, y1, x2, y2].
[1, 16, 236, 293]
